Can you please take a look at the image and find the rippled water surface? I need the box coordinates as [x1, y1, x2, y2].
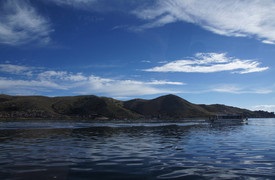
[0, 119, 275, 179]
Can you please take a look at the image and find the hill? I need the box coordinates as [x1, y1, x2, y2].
[0, 94, 274, 120]
[124, 94, 211, 119]
[0, 95, 141, 120]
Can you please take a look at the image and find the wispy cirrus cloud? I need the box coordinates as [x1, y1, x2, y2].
[79, 76, 182, 97]
[133, 0, 275, 44]
[46, 0, 97, 9]
[211, 84, 272, 94]
[145, 80, 185, 86]
[144, 53, 268, 74]
[0, 64, 183, 97]
[46, 0, 146, 12]
[0, 0, 53, 46]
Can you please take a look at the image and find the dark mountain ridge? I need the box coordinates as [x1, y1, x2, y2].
[124, 94, 211, 119]
[0, 94, 274, 120]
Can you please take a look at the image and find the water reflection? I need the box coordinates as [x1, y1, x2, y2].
[0, 122, 199, 142]
[0, 120, 275, 179]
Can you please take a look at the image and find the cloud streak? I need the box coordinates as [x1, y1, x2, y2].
[47, 0, 97, 9]
[144, 53, 268, 74]
[0, 63, 271, 96]
[0, 64, 32, 75]
[133, 0, 275, 44]
[0, 64, 183, 97]
[0, 0, 53, 45]
[211, 84, 272, 94]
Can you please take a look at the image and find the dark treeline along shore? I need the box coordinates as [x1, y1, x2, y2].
[0, 94, 274, 120]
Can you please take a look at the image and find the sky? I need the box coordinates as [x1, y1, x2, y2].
[1, 0, 275, 112]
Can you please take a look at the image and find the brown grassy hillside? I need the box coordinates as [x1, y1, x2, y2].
[0, 94, 274, 120]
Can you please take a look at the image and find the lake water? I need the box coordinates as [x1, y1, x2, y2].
[0, 119, 275, 179]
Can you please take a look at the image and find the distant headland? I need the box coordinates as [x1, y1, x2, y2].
[0, 94, 274, 120]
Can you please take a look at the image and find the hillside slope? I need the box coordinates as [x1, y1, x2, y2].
[0, 94, 274, 120]
[124, 94, 211, 119]
[0, 95, 141, 120]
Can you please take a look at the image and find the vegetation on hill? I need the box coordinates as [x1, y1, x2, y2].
[124, 94, 211, 119]
[0, 94, 274, 120]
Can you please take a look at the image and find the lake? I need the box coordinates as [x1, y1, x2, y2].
[0, 119, 275, 179]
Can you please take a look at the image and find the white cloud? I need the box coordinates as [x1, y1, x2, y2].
[47, 0, 97, 9]
[158, 61, 168, 64]
[144, 53, 268, 74]
[1, 64, 271, 96]
[0, 64, 183, 97]
[0, 64, 32, 75]
[38, 71, 89, 82]
[0, 78, 66, 92]
[212, 84, 242, 94]
[146, 80, 185, 85]
[251, 105, 275, 113]
[0, 0, 53, 45]
[82, 77, 173, 96]
[74, 76, 182, 96]
[141, 60, 151, 63]
[211, 84, 272, 94]
[133, 0, 275, 44]
[38, 70, 67, 79]
[46, 0, 148, 12]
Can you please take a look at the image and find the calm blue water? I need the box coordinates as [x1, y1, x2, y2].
[0, 119, 275, 179]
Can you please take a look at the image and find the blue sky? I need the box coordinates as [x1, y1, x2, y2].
[1, 0, 275, 112]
